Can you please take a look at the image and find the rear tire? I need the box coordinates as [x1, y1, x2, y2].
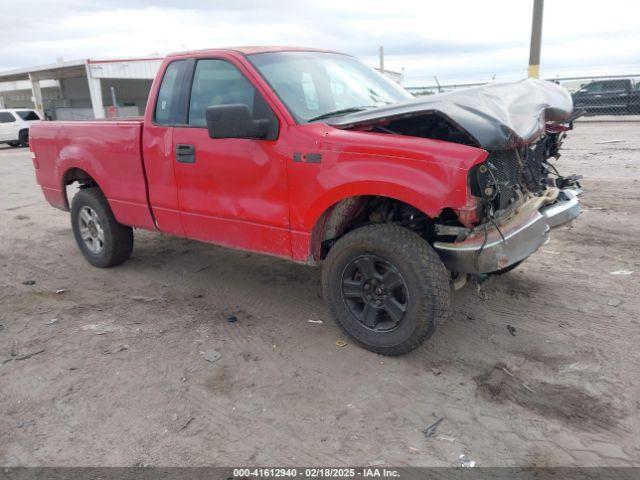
[322, 224, 450, 356]
[71, 187, 133, 268]
[18, 130, 29, 147]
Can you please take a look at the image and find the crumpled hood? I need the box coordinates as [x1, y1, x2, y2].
[327, 78, 574, 150]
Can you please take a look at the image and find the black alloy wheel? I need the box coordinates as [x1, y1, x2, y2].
[341, 254, 409, 332]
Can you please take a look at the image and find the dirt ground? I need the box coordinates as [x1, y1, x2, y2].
[1, 122, 639, 467]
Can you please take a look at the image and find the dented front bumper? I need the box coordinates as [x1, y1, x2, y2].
[540, 188, 581, 228]
[434, 189, 581, 274]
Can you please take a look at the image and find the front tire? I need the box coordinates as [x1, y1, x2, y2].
[322, 224, 450, 356]
[71, 187, 133, 268]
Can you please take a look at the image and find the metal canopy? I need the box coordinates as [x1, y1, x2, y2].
[0, 59, 87, 83]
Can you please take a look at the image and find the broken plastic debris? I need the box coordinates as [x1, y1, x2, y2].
[335, 340, 347, 347]
[607, 298, 622, 307]
[17, 419, 36, 428]
[308, 319, 323, 324]
[458, 454, 476, 468]
[81, 322, 116, 335]
[55, 289, 66, 294]
[179, 416, 194, 431]
[226, 315, 238, 323]
[610, 270, 633, 275]
[45, 318, 59, 325]
[200, 349, 222, 363]
[506, 324, 517, 336]
[423, 417, 443, 438]
[595, 139, 623, 144]
[102, 344, 128, 355]
[22, 280, 36, 286]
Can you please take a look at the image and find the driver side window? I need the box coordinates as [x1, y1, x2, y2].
[188, 59, 274, 128]
[584, 82, 603, 93]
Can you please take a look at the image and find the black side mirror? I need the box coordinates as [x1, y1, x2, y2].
[205, 104, 270, 140]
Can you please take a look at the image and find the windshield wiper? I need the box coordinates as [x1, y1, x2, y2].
[307, 106, 378, 122]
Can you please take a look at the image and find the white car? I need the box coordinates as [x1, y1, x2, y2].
[0, 109, 42, 147]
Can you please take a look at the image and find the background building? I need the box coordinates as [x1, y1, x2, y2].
[0, 57, 162, 120]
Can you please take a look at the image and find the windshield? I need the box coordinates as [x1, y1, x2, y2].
[249, 51, 413, 123]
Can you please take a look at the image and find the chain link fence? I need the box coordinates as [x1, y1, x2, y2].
[407, 74, 640, 120]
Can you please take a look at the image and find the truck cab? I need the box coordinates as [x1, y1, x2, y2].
[572, 78, 640, 115]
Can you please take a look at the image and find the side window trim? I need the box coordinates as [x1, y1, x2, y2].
[153, 58, 195, 126]
[180, 58, 197, 124]
[184, 57, 279, 140]
[186, 57, 255, 126]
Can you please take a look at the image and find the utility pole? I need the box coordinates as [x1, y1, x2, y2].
[379, 46, 384, 74]
[528, 0, 544, 78]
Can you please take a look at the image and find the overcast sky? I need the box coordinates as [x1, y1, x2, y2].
[2, 0, 639, 86]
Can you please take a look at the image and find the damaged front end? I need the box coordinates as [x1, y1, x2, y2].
[433, 105, 582, 274]
[329, 79, 584, 274]
[434, 188, 581, 274]
[432, 115, 584, 274]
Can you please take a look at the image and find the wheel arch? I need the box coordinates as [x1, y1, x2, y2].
[308, 190, 437, 262]
[61, 166, 102, 211]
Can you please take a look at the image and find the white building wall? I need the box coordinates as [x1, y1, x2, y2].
[88, 59, 162, 80]
[0, 79, 58, 92]
[0, 58, 163, 118]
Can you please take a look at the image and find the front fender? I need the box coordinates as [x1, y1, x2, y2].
[301, 154, 478, 232]
[286, 125, 489, 263]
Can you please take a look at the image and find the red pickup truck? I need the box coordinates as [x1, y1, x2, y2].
[30, 47, 582, 355]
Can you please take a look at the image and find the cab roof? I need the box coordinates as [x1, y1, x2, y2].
[166, 46, 344, 58]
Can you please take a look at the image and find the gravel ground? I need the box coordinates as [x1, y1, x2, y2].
[0, 122, 638, 467]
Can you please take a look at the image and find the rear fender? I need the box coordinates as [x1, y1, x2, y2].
[56, 144, 155, 229]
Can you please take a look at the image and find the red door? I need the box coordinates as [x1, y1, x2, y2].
[171, 58, 291, 257]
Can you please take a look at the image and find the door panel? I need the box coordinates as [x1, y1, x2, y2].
[597, 80, 630, 112]
[172, 129, 291, 256]
[141, 58, 193, 236]
[172, 58, 291, 257]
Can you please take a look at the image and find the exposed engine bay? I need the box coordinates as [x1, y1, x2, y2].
[465, 118, 583, 227]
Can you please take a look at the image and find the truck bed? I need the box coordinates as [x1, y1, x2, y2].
[30, 120, 155, 230]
